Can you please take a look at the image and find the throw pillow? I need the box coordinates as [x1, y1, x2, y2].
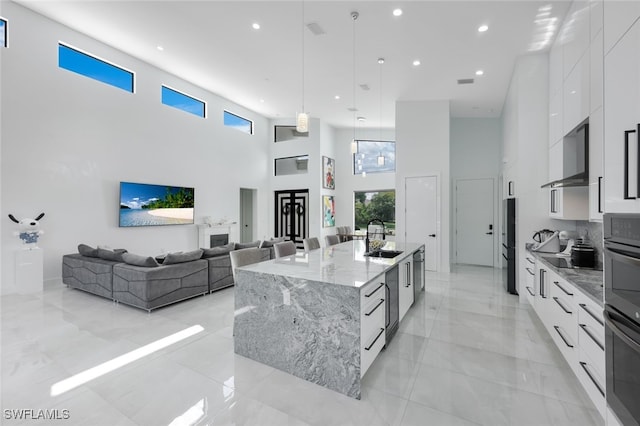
[259, 237, 285, 249]
[202, 243, 235, 258]
[235, 241, 261, 249]
[97, 247, 128, 262]
[163, 249, 204, 265]
[78, 243, 98, 257]
[122, 253, 160, 267]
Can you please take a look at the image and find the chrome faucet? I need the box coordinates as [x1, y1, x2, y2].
[365, 218, 386, 254]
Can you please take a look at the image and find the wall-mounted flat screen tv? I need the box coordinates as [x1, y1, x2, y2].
[119, 182, 194, 227]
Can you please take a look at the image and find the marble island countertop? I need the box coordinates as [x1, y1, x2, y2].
[238, 240, 424, 288]
[526, 246, 604, 307]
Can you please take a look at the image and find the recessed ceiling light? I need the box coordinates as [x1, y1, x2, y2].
[478, 24, 489, 32]
[252, 22, 261, 30]
[475, 70, 484, 76]
[259, 99, 265, 103]
[334, 95, 341, 100]
[156, 45, 164, 51]
[393, 9, 403, 17]
[378, 58, 385, 64]
[357, 116, 366, 122]
[412, 59, 421, 67]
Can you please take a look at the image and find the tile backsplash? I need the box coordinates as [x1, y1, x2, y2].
[576, 221, 604, 269]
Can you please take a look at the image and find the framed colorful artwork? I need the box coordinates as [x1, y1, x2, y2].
[322, 156, 335, 189]
[323, 195, 335, 228]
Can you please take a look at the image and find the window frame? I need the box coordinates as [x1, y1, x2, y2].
[352, 139, 396, 175]
[0, 17, 8, 48]
[224, 110, 254, 135]
[58, 42, 135, 93]
[161, 85, 206, 118]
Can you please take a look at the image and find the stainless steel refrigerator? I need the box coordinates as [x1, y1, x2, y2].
[502, 198, 517, 294]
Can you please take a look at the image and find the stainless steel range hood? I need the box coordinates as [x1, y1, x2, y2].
[541, 121, 589, 189]
[541, 172, 589, 188]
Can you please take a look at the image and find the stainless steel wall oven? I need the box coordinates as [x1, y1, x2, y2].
[604, 213, 640, 426]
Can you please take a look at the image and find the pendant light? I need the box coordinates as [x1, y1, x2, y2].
[296, 0, 308, 133]
[350, 11, 359, 155]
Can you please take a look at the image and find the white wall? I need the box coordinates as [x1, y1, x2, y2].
[395, 100, 450, 273]
[450, 118, 502, 266]
[333, 127, 396, 238]
[1, 3, 270, 294]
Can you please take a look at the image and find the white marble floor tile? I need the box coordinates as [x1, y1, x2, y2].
[400, 400, 482, 426]
[1, 267, 604, 426]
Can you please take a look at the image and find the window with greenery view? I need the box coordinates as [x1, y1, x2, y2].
[354, 190, 395, 235]
[353, 140, 395, 174]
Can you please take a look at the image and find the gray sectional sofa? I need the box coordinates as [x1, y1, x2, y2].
[62, 240, 277, 312]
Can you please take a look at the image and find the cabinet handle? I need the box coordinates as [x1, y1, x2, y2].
[526, 286, 535, 296]
[550, 189, 558, 213]
[405, 262, 411, 287]
[365, 282, 384, 298]
[579, 324, 604, 351]
[526, 257, 535, 265]
[364, 328, 385, 351]
[579, 362, 605, 397]
[553, 297, 573, 314]
[540, 269, 547, 299]
[365, 299, 384, 316]
[579, 303, 604, 327]
[554, 326, 574, 348]
[598, 176, 603, 213]
[624, 128, 637, 200]
[553, 281, 573, 296]
[508, 181, 514, 196]
[502, 253, 509, 261]
[525, 267, 534, 276]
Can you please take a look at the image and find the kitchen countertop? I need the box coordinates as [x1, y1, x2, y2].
[238, 240, 423, 289]
[525, 244, 604, 307]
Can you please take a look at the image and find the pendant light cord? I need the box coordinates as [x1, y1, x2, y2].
[301, 0, 305, 113]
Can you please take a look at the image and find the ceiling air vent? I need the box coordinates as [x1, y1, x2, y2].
[457, 78, 475, 85]
[347, 107, 358, 112]
[359, 84, 370, 91]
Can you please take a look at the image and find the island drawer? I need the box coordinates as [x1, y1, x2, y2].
[361, 304, 385, 377]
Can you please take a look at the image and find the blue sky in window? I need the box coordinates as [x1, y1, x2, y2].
[224, 111, 252, 134]
[0, 20, 6, 47]
[162, 86, 205, 117]
[355, 140, 396, 174]
[58, 44, 133, 92]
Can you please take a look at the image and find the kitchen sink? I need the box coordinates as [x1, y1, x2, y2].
[364, 250, 404, 258]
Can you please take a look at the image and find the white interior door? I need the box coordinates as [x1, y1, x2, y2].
[405, 176, 438, 271]
[455, 178, 494, 266]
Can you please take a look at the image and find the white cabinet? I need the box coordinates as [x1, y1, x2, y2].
[590, 0, 603, 41]
[563, 1, 591, 80]
[523, 254, 536, 307]
[534, 263, 552, 328]
[604, 18, 640, 213]
[603, 1, 640, 55]
[589, 107, 604, 221]
[360, 276, 386, 377]
[399, 257, 414, 322]
[575, 291, 606, 417]
[564, 54, 591, 135]
[549, 92, 563, 147]
[548, 274, 578, 367]
[590, 31, 604, 113]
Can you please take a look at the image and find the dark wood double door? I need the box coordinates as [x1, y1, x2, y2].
[275, 189, 308, 249]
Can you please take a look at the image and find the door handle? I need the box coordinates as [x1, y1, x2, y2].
[486, 232, 493, 235]
[428, 234, 436, 237]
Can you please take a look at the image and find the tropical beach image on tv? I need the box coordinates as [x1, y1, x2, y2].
[119, 182, 195, 227]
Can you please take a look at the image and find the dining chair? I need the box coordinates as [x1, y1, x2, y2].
[303, 237, 321, 252]
[325, 235, 340, 246]
[229, 247, 265, 281]
[274, 241, 297, 259]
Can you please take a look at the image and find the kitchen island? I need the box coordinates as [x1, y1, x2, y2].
[233, 240, 424, 399]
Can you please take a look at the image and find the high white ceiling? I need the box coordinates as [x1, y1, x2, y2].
[12, 0, 571, 129]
